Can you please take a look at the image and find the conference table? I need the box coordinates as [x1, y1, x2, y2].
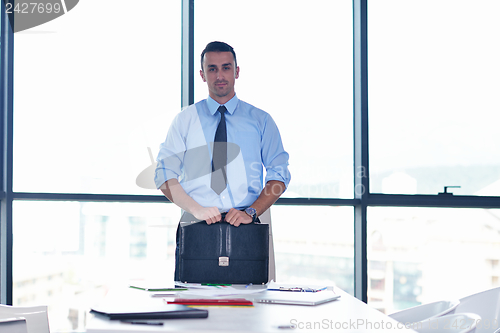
[86, 285, 416, 332]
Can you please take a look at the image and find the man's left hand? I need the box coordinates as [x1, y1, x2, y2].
[224, 208, 253, 227]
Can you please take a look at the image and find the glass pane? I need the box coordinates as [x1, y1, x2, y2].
[273, 206, 354, 295]
[194, 0, 353, 198]
[13, 0, 181, 195]
[369, 0, 500, 195]
[368, 207, 500, 314]
[13, 201, 180, 332]
[13, 201, 354, 331]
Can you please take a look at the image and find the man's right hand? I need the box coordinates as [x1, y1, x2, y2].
[160, 180, 221, 224]
[192, 206, 222, 224]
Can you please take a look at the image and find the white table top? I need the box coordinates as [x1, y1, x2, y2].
[86, 286, 416, 333]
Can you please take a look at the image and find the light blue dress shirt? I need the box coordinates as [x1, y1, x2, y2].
[155, 95, 290, 211]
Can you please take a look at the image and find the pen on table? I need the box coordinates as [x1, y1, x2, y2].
[121, 320, 164, 326]
[151, 292, 178, 297]
[202, 283, 232, 286]
[277, 324, 295, 329]
[245, 283, 253, 288]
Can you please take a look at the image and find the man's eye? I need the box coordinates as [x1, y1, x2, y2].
[209, 68, 215, 72]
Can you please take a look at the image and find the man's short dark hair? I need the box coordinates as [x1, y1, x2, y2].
[200, 41, 237, 71]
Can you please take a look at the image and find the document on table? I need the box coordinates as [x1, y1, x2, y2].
[266, 281, 330, 293]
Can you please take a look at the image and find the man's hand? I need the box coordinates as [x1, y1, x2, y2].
[160, 180, 222, 224]
[224, 208, 252, 227]
[192, 206, 222, 224]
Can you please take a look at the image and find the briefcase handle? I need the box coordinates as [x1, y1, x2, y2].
[180, 211, 261, 224]
[220, 212, 261, 224]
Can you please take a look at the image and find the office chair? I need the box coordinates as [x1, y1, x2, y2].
[0, 317, 29, 333]
[451, 287, 500, 333]
[259, 208, 276, 282]
[0, 305, 49, 333]
[389, 299, 460, 324]
[412, 313, 481, 333]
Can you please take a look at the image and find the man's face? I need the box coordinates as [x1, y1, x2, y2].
[200, 51, 239, 103]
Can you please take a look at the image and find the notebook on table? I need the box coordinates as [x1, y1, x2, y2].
[253, 290, 340, 306]
[90, 304, 208, 320]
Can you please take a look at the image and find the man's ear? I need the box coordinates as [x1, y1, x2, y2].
[200, 69, 206, 82]
[235, 66, 240, 79]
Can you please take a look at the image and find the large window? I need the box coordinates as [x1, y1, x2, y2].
[367, 0, 500, 311]
[8, 0, 181, 331]
[369, 0, 500, 196]
[194, 0, 354, 199]
[13, 0, 181, 195]
[368, 207, 500, 314]
[272, 206, 354, 294]
[13, 201, 180, 331]
[5, 1, 355, 331]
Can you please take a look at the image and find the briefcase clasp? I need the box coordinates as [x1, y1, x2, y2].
[219, 256, 229, 266]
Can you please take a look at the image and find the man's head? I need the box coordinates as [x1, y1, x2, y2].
[200, 41, 240, 104]
[200, 41, 237, 70]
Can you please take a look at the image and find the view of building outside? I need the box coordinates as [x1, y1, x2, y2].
[13, 201, 180, 331]
[368, 207, 500, 314]
[6, 0, 500, 332]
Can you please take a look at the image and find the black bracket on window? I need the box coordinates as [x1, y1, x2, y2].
[438, 186, 461, 196]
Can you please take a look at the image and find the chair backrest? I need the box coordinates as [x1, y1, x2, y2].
[451, 287, 500, 333]
[0, 317, 29, 333]
[410, 313, 481, 333]
[0, 305, 49, 333]
[389, 299, 460, 324]
[259, 208, 276, 282]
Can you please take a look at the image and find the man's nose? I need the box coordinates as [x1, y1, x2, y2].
[217, 71, 224, 80]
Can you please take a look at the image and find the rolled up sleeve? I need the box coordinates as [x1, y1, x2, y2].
[154, 115, 186, 189]
[261, 115, 291, 189]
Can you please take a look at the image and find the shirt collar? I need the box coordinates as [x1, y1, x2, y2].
[207, 94, 239, 116]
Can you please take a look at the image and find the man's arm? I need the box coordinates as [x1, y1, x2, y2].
[160, 179, 221, 224]
[225, 180, 286, 227]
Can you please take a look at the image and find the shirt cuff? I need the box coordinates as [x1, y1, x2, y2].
[154, 166, 179, 189]
[265, 166, 291, 189]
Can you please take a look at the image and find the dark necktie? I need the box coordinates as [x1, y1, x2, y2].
[211, 105, 227, 195]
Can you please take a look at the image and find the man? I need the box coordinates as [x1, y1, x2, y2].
[155, 41, 290, 223]
[154, 41, 290, 279]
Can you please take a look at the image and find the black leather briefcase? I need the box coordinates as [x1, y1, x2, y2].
[176, 221, 269, 284]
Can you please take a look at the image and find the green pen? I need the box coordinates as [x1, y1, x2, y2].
[202, 283, 232, 286]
